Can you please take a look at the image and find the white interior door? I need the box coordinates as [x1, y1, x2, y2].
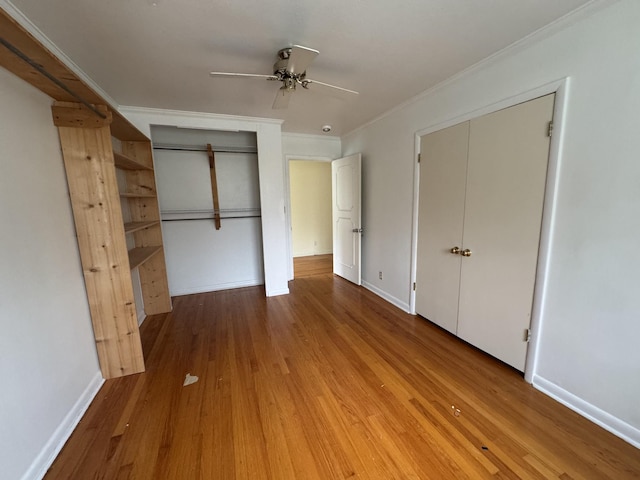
[332, 154, 362, 285]
[457, 94, 555, 371]
[416, 122, 469, 334]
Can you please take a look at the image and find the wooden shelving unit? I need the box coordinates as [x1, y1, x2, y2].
[51, 102, 172, 379]
[128, 246, 163, 270]
[120, 192, 157, 199]
[0, 9, 172, 379]
[124, 220, 161, 234]
[114, 151, 154, 171]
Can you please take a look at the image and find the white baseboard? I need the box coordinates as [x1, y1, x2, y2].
[532, 375, 640, 449]
[21, 371, 104, 480]
[170, 278, 264, 297]
[362, 281, 411, 313]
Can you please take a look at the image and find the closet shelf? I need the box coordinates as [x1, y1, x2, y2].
[114, 152, 154, 171]
[128, 246, 162, 270]
[120, 192, 157, 199]
[161, 208, 261, 221]
[124, 220, 160, 234]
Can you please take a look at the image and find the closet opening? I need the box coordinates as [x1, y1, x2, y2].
[151, 125, 264, 296]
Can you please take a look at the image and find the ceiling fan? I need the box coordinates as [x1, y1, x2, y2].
[210, 45, 358, 109]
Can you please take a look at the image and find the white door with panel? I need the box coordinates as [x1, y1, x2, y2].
[332, 154, 362, 285]
[416, 94, 554, 371]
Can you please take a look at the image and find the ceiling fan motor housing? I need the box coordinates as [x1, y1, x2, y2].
[273, 48, 291, 75]
[273, 47, 307, 80]
[277, 47, 292, 60]
[274, 47, 308, 87]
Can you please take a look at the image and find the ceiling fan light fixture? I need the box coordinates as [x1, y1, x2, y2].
[283, 77, 296, 90]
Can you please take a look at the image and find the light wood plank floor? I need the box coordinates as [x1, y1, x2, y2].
[294, 254, 333, 277]
[45, 275, 640, 479]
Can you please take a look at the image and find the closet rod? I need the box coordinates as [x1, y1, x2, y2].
[153, 143, 257, 154]
[162, 216, 261, 222]
[0, 37, 108, 119]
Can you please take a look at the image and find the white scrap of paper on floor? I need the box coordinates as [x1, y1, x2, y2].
[183, 373, 199, 386]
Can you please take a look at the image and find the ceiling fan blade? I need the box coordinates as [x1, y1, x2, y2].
[286, 45, 319, 75]
[304, 78, 359, 95]
[273, 87, 293, 109]
[210, 72, 278, 80]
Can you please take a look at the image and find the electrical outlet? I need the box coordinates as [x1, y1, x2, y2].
[379, 271, 383, 280]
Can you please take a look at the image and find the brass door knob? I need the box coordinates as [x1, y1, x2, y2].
[450, 246, 460, 254]
[461, 249, 472, 257]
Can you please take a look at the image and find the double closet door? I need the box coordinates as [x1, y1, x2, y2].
[416, 94, 554, 371]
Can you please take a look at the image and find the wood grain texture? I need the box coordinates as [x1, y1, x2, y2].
[207, 144, 222, 230]
[55, 115, 144, 378]
[294, 254, 333, 277]
[52, 101, 113, 128]
[119, 192, 157, 199]
[121, 141, 172, 315]
[113, 152, 153, 171]
[123, 221, 160, 234]
[45, 276, 640, 479]
[127, 246, 162, 270]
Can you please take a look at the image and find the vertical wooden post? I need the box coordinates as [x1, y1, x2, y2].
[207, 143, 222, 230]
[53, 102, 145, 378]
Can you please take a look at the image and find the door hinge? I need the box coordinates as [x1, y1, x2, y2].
[524, 328, 532, 343]
[413, 282, 416, 291]
[547, 121, 554, 138]
[417, 153, 421, 163]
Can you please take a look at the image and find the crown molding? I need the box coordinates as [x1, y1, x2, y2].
[119, 105, 283, 126]
[282, 131, 340, 141]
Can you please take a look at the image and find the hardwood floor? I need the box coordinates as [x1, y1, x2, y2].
[294, 253, 333, 277]
[45, 275, 640, 479]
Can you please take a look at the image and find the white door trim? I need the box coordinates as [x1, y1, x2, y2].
[284, 154, 334, 280]
[409, 77, 570, 382]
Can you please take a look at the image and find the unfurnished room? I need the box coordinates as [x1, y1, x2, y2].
[1, 1, 639, 479]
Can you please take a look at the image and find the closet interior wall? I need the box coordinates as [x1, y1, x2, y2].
[151, 126, 264, 296]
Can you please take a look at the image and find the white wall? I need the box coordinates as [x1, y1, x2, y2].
[121, 107, 289, 296]
[0, 67, 102, 479]
[282, 132, 341, 159]
[342, 0, 640, 446]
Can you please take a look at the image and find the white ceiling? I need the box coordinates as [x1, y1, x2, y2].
[9, 0, 592, 135]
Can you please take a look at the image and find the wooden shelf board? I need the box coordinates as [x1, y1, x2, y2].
[128, 246, 162, 270]
[114, 152, 153, 171]
[124, 221, 160, 234]
[120, 192, 157, 198]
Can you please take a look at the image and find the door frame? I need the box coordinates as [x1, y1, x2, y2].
[284, 154, 334, 280]
[409, 77, 570, 382]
